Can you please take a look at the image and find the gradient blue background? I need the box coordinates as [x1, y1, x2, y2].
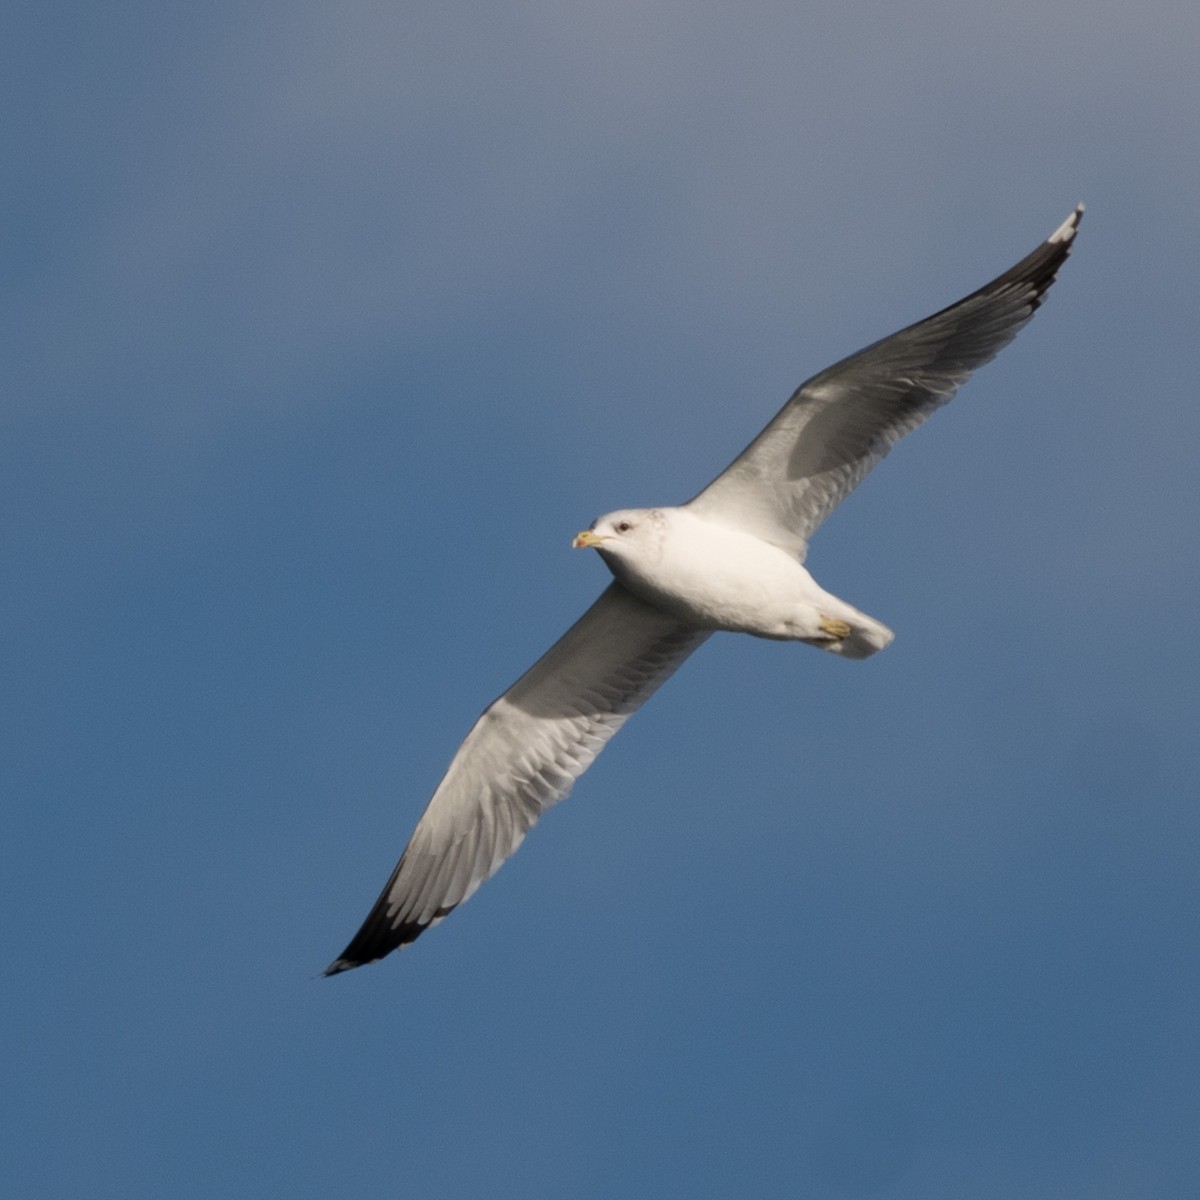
[5, 3, 1199, 1196]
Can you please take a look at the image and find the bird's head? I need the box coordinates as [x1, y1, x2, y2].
[572, 509, 664, 564]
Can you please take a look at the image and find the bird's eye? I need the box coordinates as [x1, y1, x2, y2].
[616, 521, 632, 533]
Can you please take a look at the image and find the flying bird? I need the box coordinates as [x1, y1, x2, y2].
[325, 205, 1083, 975]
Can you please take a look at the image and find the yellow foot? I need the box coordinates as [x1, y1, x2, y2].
[819, 616, 853, 640]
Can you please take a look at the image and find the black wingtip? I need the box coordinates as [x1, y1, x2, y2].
[963, 202, 1083, 322]
[321, 899, 455, 977]
[320, 937, 400, 977]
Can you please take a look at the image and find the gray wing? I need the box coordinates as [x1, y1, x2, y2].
[686, 205, 1083, 557]
[325, 582, 708, 974]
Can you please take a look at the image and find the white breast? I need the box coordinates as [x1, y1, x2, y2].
[605, 507, 831, 639]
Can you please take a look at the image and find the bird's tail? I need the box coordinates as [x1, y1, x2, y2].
[823, 610, 895, 659]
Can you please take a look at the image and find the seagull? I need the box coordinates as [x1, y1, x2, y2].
[324, 205, 1083, 975]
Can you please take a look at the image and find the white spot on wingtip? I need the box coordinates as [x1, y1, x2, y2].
[1048, 203, 1085, 245]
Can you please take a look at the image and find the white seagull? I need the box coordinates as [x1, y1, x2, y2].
[325, 205, 1082, 975]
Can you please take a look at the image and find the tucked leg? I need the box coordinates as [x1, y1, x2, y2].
[818, 616, 852, 639]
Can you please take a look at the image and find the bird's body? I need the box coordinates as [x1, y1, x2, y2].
[324, 205, 1083, 975]
[587, 506, 894, 655]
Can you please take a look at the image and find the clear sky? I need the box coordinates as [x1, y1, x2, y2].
[5, 3, 1199, 1197]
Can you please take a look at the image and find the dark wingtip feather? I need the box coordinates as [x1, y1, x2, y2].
[321, 891, 459, 977]
[321, 917, 423, 977]
[911, 202, 1083, 334]
[996, 202, 1085, 313]
[1032, 202, 1084, 288]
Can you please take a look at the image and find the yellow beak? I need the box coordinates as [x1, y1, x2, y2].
[572, 529, 608, 549]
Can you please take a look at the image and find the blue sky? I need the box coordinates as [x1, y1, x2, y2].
[5, 2, 1199, 1196]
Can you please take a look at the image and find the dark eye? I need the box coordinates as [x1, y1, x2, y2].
[616, 521, 632, 533]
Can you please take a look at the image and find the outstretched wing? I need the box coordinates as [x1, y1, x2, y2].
[325, 582, 708, 974]
[686, 205, 1083, 558]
